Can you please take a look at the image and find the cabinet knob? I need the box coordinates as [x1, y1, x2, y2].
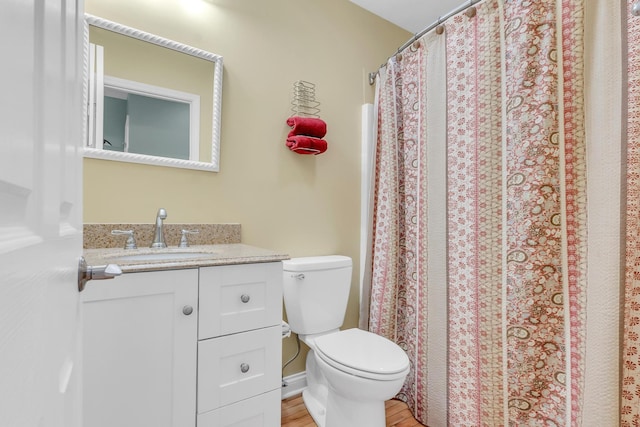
[240, 363, 250, 373]
[182, 305, 194, 316]
[240, 294, 251, 303]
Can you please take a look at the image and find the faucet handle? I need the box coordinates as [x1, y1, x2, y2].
[111, 230, 137, 250]
[179, 229, 200, 248]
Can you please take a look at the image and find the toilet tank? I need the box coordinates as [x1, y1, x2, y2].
[282, 256, 352, 336]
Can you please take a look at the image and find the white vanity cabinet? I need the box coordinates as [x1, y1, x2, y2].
[82, 268, 198, 427]
[82, 260, 283, 427]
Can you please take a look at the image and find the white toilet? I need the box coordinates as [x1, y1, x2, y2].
[282, 255, 410, 427]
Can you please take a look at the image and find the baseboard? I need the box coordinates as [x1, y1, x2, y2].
[281, 371, 307, 400]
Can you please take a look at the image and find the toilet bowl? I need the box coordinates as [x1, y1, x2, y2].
[282, 256, 410, 427]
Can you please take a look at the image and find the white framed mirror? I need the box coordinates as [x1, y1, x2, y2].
[83, 14, 223, 172]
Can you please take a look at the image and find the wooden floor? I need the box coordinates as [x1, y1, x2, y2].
[281, 394, 425, 427]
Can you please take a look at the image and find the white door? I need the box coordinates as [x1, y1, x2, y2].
[0, 1, 85, 426]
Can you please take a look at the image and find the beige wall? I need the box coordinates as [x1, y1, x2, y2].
[84, 0, 409, 376]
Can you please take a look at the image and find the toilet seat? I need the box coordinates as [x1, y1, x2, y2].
[314, 328, 410, 381]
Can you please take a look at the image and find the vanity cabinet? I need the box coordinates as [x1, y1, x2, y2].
[82, 261, 282, 427]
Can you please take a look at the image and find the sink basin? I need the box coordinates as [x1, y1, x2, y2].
[111, 252, 214, 262]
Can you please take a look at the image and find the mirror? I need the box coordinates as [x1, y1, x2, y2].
[83, 14, 223, 171]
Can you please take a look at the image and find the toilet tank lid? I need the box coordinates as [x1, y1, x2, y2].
[282, 255, 352, 272]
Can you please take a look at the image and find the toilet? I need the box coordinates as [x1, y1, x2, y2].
[282, 256, 410, 427]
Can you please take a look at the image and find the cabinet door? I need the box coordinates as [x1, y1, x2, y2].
[82, 268, 198, 427]
[199, 262, 282, 339]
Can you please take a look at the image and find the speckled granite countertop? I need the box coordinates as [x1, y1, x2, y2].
[84, 223, 241, 249]
[83, 244, 290, 273]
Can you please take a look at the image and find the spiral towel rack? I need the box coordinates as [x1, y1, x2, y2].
[290, 80, 321, 118]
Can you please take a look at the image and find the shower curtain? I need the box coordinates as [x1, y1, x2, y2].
[364, 0, 623, 425]
[623, 1, 640, 426]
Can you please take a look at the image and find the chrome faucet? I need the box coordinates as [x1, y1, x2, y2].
[150, 208, 168, 248]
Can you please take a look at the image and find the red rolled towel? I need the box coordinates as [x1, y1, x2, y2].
[286, 116, 327, 138]
[286, 135, 328, 155]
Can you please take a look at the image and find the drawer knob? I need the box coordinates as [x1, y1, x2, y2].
[240, 294, 251, 303]
[240, 363, 250, 373]
[182, 305, 194, 316]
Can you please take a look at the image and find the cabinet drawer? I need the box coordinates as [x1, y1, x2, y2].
[197, 389, 281, 427]
[197, 325, 281, 413]
[199, 262, 282, 339]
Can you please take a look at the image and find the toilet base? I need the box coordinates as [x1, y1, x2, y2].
[302, 387, 387, 427]
[325, 392, 386, 427]
[301, 348, 329, 427]
[302, 388, 327, 427]
[302, 352, 394, 427]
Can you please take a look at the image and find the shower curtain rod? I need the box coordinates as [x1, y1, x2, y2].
[368, 0, 482, 85]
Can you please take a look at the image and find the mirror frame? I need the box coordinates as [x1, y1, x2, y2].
[83, 14, 223, 172]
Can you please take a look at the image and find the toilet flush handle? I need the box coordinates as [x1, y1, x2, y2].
[291, 273, 305, 280]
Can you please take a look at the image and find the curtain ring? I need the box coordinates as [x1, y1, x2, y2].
[465, 6, 477, 18]
[465, 0, 477, 18]
[435, 16, 444, 35]
[394, 47, 403, 61]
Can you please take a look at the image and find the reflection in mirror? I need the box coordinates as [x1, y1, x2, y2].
[83, 14, 223, 171]
[102, 76, 199, 160]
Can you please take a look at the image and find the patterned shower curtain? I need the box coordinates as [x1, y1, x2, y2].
[367, 0, 590, 425]
[623, 0, 640, 426]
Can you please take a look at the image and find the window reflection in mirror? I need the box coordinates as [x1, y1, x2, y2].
[102, 79, 198, 160]
[104, 89, 191, 159]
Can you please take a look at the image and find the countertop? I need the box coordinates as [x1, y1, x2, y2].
[83, 243, 290, 273]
